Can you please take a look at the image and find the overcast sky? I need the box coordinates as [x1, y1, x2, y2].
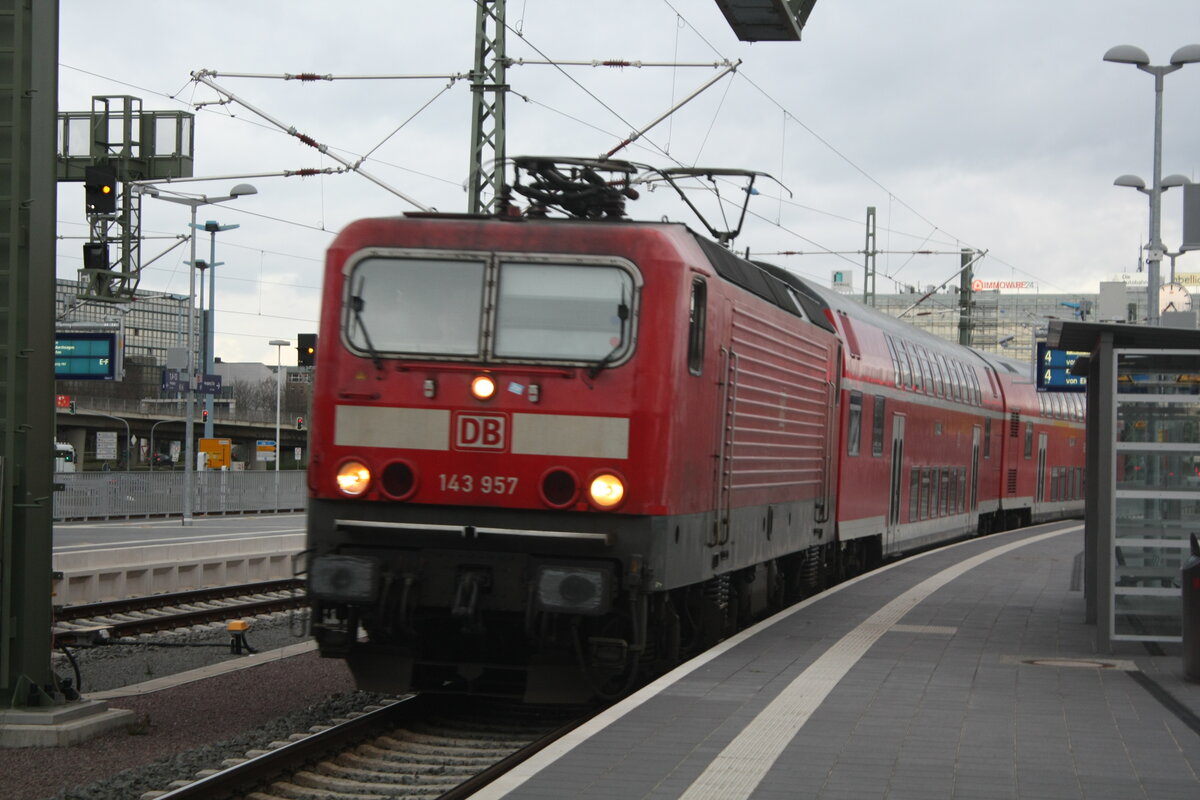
[57, 1, 1200, 365]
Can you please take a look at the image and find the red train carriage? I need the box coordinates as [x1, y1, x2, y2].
[796, 283, 1085, 564]
[306, 210, 842, 701]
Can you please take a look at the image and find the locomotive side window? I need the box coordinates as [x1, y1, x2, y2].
[871, 395, 885, 457]
[847, 391, 863, 456]
[346, 256, 485, 356]
[495, 263, 634, 361]
[688, 278, 707, 376]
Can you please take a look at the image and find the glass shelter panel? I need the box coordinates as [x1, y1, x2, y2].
[1111, 349, 1200, 642]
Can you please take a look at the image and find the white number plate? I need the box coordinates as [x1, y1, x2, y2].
[438, 473, 519, 495]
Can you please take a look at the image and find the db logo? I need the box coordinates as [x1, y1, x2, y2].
[454, 413, 507, 451]
[971, 278, 983, 292]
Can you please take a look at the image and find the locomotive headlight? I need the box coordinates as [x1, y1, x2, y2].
[535, 563, 614, 615]
[471, 374, 496, 400]
[336, 460, 372, 496]
[588, 472, 625, 509]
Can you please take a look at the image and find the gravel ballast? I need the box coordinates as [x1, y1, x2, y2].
[0, 616, 376, 800]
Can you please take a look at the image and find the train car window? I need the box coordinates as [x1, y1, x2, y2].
[1024, 422, 1034, 459]
[909, 468, 920, 521]
[921, 349, 936, 396]
[688, 278, 707, 376]
[958, 467, 967, 512]
[983, 417, 992, 458]
[940, 468, 951, 516]
[839, 312, 862, 359]
[896, 339, 913, 389]
[947, 358, 962, 402]
[886, 336, 901, 388]
[911, 348, 926, 394]
[872, 396, 885, 457]
[984, 366, 999, 399]
[494, 263, 635, 361]
[345, 256, 485, 356]
[922, 468, 934, 519]
[933, 353, 949, 398]
[847, 391, 863, 456]
[971, 369, 983, 404]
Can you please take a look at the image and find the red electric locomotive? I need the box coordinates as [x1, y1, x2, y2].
[305, 158, 1084, 702]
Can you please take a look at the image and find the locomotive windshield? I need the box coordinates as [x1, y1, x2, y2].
[343, 253, 637, 364]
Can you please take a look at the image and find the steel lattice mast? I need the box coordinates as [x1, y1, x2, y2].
[467, 0, 507, 214]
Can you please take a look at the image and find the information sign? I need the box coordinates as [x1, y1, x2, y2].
[1035, 342, 1087, 392]
[55, 332, 118, 380]
[256, 439, 276, 462]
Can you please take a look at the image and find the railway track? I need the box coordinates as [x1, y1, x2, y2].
[151, 693, 596, 800]
[53, 579, 307, 641]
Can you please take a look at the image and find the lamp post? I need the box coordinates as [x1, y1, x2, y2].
[136, 183, 258, 524]
[1104, 44, 1200, 326]
[270, 339, 290, 510]
[149, 418, 182, 472]
[1113, 173, 1193, 318]
[191, 220, 239, 438]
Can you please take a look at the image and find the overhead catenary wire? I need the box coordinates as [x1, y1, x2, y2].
[190, 70, 434, 212]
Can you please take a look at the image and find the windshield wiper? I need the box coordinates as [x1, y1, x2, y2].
[349, 279, 384, 372]
[586, 292, 630, 379]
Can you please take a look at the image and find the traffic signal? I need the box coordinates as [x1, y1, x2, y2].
[295, 416, 305, 431]
[297, 333, 317, 367]
[84, 166, 118, 214]
[82, 242, 109, 271]
[202, 409, 208, 423]
[68, 400, 77, 414]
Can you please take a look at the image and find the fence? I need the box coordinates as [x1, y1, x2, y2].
[54, 470, 307, 521]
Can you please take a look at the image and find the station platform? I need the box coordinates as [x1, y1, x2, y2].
[470, 522, 1200, 800]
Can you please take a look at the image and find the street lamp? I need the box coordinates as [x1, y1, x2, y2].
[1104, 43, 1200, 325]
[1113, 173, 1193, 316]
[136, 182, 258, 524]
[191, 220, 240, 438]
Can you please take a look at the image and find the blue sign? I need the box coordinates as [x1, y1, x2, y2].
[161, 371, 223, 394]
[55, 333, 118, 380]
[1035, 342, 1087, 392]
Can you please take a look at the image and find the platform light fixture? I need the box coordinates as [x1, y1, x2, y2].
[1103, 43, 1200, 326]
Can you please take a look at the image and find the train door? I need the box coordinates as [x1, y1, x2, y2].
[885, 413, 906, 551]
[1035, 431, 1048, 503]
[970, 425, 981, 512]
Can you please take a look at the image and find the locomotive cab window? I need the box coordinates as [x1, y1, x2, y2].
[345, 256, 486, 356]
[688, 278, 707, 375]
[342, 251, 639, 366]
[494, 262, 634, 361]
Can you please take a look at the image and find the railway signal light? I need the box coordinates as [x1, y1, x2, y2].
[202, 409, 208, 423]
[297, 333, 317, 367]
[84, 166, 118, 214]
[81, 241, 109, 271]
[68, 400, 77, 415]
[296, 416, 305, 430]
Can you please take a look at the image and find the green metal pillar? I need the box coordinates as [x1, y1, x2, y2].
[958, 249, 973, 347]
[0, 0, 59, 708]
[467, 0, 507, 215]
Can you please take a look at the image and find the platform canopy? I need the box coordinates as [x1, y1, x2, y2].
[714, 0, 819, 42]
